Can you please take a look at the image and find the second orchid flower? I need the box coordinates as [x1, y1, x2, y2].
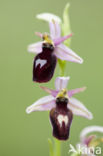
[26, 77, 93, 140]
[28, 15, 83, 83]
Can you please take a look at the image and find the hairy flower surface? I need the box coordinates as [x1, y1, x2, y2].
[26, 77, 93, 140]
[28, 15, 83, 83]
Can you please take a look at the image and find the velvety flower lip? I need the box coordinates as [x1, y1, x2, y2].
[28, 15, 83, 64]
[26, 77, 93, 120]
[80, 125, 103, 144]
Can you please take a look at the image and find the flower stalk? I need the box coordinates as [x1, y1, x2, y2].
[58, 59, 66, 76]
[54, 139, 61, 156]
[54, 4, 71, 155]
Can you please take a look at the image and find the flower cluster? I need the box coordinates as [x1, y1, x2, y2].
[26, 6, 93, 142]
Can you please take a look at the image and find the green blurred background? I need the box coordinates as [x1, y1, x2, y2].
[0, 0, 103, 155]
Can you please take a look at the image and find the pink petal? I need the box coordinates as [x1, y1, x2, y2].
[49, 21, 61, 39]
[40, 86, 58, 97]
[54, 44, 83, 64]
[83, 135, 96, 146]
[35, 32, 43, 39]
[68, 87, 86, 98]
[28, 41, 43, 53]
[54, 33, 73, 46]
[68, 97, 93, 120]
[80, 126, 103, 142]
[55, 77, 70, 91]
[26, 95, 55, 114]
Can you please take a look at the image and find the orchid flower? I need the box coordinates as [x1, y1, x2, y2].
[26, 77, 93, 140]
[80, 125, 103, 146]
[29, 15, 83, 63]
[72, 126, 103, 156]
[28, 16, 83, 83]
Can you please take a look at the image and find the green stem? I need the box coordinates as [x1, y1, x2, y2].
[54, 138, 61, 156]
[49, 3, 72, 156]
[53, 60, 66, 156]
[48, 138, 54, 156]
[48, 57, 65, 156]
[58, 59, 66, 76]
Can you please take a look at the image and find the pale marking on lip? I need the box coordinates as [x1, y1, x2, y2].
[35, 59, 47, 68]
[57, 114, 68, 127]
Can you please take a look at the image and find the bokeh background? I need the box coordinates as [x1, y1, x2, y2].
[0, 0, 103, 155]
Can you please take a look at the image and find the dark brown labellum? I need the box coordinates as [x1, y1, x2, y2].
[33, 43, 57, 83]
[50, 97, 73, 140]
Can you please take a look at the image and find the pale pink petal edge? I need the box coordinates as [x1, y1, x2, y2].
[68, 87, 86, 97]
[54, 44, 83, 64]
[80, 126, 103, 142]
[68, 97, 93, 120]
[40, 86, 58, 97]
[26, 95, 55, 114]
[28, 41, 43, 53]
